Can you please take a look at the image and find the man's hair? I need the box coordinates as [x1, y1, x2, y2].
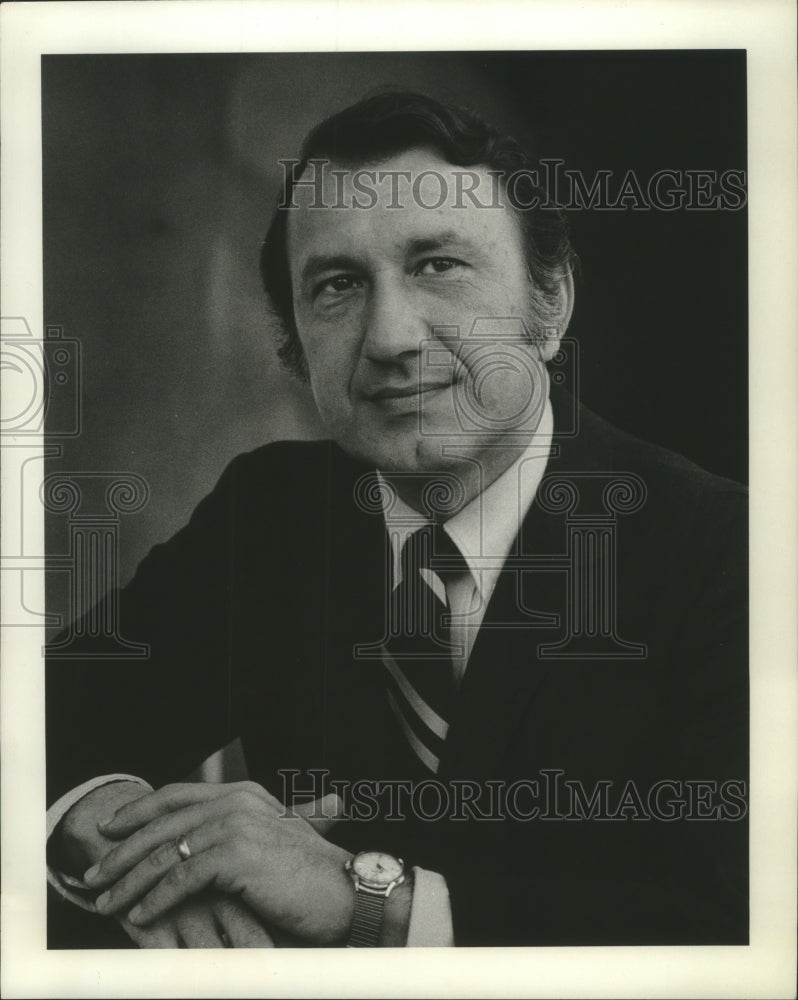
[260, 88, 576, 380]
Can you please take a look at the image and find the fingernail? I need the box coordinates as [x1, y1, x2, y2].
[127, 905, 142, 923]
[95, 891, 110, 911]
[97, 814, 115, 830]
[83, 864, 100, 883]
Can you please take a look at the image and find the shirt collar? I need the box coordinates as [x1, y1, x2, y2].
[379, 398, 554, 598]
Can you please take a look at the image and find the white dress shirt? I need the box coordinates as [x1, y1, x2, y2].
[381, 398, 554, 683]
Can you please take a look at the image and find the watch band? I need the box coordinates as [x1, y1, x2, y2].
[345, 852, 407, 947]
[346, 887, 386, 947]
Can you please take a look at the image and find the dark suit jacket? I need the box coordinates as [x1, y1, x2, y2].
[46, 390, 748, 946]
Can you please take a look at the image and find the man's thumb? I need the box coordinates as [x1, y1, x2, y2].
[292, 793, 346, 836]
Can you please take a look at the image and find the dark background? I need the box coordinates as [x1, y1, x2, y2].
[43, 51, 747, 618]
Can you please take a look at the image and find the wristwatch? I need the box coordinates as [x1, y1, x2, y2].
[344, 851, 406, 947]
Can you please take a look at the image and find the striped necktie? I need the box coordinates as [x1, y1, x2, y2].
[381, 522, 465, 775]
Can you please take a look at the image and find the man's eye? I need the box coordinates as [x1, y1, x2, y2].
[415, 257, 464, 276]
[317, 274, 361, 296]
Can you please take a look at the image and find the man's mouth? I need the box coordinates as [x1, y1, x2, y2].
[364, 381, 452, 402]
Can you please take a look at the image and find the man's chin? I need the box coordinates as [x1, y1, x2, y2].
[336, 428, 466, 475]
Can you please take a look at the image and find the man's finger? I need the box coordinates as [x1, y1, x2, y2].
[118, 890, 271, 949]
[125, 849, 222, 926]
[291, 794, 346, 837]
[94, 822, 219, 916]
[173, 898, 227, 948]
[212, 896, 276, 948]
[85, 800, 222, 888]
[97, 782, 234, 838]
[116, 914, 181, 949]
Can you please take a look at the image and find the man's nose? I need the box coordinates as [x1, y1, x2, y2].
[361, 277, 428, 362]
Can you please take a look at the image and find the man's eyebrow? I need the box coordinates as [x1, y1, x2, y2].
[406, 233, 483, 257]
[299, 253, 363, 284]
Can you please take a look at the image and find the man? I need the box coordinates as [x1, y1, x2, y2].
[46, 90, 748, 948]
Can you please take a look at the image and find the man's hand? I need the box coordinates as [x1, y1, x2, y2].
[116, 889, 276, 948]
[51, 781, 277, 948]
[50, 781, 151, 877]
[83, 782, 354, 945]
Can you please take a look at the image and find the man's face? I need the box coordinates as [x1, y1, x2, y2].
[287, 148, 563, 499]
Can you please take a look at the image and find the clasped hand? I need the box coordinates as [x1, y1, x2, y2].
[83, 781, 353, 946]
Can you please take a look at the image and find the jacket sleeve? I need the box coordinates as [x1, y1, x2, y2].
[45, 451, 251, 806]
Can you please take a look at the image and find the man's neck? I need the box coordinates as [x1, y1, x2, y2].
[380, 465, 516, 520]
[379, 435, 543, 519]
[378, 398, 555, 595]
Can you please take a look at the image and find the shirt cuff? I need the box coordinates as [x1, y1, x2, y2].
[406, 866, 454, 946]
[47, 774, 153, 911]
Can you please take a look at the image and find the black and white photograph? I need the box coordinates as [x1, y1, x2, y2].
[1, 2, 795, 997]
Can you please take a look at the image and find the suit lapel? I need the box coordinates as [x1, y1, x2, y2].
[436, 498, 563, 780]
[437, 388, 613, 780]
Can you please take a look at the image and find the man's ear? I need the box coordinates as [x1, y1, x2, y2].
[532, 269, 575, 362]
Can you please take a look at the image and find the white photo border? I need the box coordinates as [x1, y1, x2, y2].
[1, 1, 796, 997]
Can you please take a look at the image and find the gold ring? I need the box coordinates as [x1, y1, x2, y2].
[176, 835, 192, 861]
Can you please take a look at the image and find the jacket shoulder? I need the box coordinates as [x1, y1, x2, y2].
[569, 399, 747, 510]
[220, 438, 365, 510]
[128, 440, 350, 583]
[225, 438, 338, 484]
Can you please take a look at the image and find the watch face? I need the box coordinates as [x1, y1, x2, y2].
[352, 851, 404, 887]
